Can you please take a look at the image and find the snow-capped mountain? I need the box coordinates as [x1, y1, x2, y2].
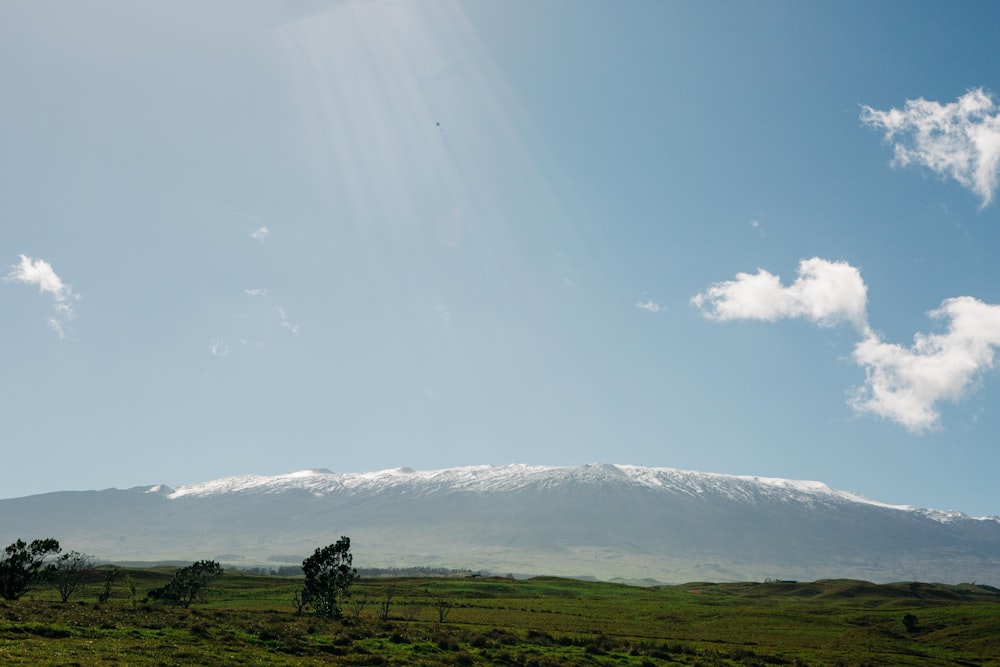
[1, 464, 998, 584]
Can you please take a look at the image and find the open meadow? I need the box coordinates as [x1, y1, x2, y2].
[1, 568, 998, 666]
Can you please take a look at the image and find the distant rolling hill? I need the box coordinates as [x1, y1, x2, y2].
[1, 464, 998, 584]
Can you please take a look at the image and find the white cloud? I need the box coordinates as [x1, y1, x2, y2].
[244, 288, 268, 297]
[277, 305, 299, 334]
[691, 257, 869, 331]
[47, 318, 65, 338]
[251, 226, 271, 241]
[851, 297, 1000, 432]
[5, 254, 79, 337]
[209, 338, 229, 357]
[694, 259, 1000, 432]
[861, 88, 1000, 207]
[636, 300, 665, 313]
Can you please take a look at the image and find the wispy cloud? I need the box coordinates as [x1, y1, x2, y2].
[5, 254, 79, 337]
[861, 88, 1000, 207]
[221, 289, 298, 350]
[251, 226, 271, 241]
[693, 259, 1000, 432]
[636, 300, 665, 313]
[209, 338, 230, 357]
[277, 305, 299, 334]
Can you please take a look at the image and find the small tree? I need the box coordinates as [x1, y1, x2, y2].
[378, 585, 395, 621]
[147, 560, 223, 608]
[51, 550, 95, 602]
[126, 574, 138, 609]
[433, 596, 453, 623]
[301, 536, 357, 618]
[0, 538, 61, 600]
[348, 594, 368, 620]
[98, 567, 119, 603]
[292, 589, 310, 615]
[402, 603, 421, 627]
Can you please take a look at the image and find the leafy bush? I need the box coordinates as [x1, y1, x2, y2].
[301, 537, 357, 618]
[146, 560, 223, 608]
[0, 538, 61, 600]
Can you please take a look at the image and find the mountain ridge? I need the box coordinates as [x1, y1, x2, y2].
[153, 463, 997, 523]
[2, 463, 998, 584]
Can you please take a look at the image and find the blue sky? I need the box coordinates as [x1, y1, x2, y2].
[3, 0, 1000, 516]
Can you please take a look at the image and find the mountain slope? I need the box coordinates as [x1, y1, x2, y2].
[1, 464, 997, 583]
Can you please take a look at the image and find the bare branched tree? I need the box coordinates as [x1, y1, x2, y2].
[402, 604, 421, 627]
[378, 585, 395, 621]
[433, 596, 453, 623]
[52, 550, 95, 603]
[348, 593, 368, 620]
[292, 589, 310, 615]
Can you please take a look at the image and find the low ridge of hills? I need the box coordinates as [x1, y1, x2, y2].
[1, 464, 998, 584]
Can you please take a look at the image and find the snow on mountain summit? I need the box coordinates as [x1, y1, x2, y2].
[7, 462, 999, 584]
[158, 463, 993, 523]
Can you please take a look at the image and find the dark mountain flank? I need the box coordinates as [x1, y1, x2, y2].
[2, 464, 998, 584]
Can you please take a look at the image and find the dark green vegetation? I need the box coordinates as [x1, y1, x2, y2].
[145, 560, 223, 608]
[300, 536, 357, 618]
[0, 538, 61, 601]
[0, 569, 998, 665]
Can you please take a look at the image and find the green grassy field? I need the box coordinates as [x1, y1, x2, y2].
[1, 568, 998, 665]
